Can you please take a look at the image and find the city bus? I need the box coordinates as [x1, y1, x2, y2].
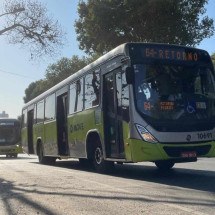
[0, 118, 22, 158]
[21, 43, 215, 172]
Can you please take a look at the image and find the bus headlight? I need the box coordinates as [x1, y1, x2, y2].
[135, 124, 158, 143]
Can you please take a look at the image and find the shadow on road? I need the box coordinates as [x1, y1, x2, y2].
[50, 159, 215, 194]
[0, 178, 57, 215]
[1, 158, 215, 213]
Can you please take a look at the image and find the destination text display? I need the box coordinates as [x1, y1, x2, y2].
[144, 48, 198, 62]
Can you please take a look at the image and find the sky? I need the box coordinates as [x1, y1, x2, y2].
[0, 0, 214, 118]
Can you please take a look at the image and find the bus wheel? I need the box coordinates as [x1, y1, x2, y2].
[93, 143, 113, 173]
[155, 160, 175, 170]
[38, 143, 46, 164]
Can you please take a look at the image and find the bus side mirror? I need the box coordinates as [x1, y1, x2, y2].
[125, 67, 134, 84]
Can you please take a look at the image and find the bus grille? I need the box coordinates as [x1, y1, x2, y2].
[163, 145, 211, 157]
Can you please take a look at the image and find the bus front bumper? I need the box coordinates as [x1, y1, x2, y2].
[0, 145, 23, 155]
[128, 139, 215, 163]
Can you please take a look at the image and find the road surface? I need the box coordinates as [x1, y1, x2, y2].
[0, 154, 215, 215]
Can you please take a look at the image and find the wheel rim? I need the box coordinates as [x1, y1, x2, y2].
[95, 147, 102, 165]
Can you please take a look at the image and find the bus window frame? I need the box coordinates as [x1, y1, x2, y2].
[36, 99, 45, 124]
[44, 93, 56, 122]
[84, 69, 101, 110]
[33, 104, 37, 124]
[69, 77, 85, 115]
[22, 109, 28, 128]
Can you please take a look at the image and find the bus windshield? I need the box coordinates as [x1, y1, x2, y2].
[134, 63, 215, 131]
[0, 121, 20, 146]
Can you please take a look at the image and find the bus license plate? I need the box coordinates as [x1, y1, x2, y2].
[181, 151, 197, 158]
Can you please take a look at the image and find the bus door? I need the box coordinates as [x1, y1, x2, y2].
[27, 109, 34, 153]
[103, 69, 125, 158]
[56, 92, 69, 156]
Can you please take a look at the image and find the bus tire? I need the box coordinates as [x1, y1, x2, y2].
[155, 160, 175, 170]
[92, 142, 114, 173]
[37, 143, 47, 164]
[37, 143, 56, 165]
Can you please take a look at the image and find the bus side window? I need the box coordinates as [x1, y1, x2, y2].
[36, 100, 44, 123]
[69, 78, 84, 114]
[22, 109, 27, 128]
[34, 104, 37, 124]
[76, 78, 84, 112]
[69, 82, 76, 114]
[116, 72, 130, 122]
[45, 93, 55, 121]
[84, 70, 100, 109]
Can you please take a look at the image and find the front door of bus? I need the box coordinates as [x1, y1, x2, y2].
[27, 109, 34, 154]
[103, 70, 125, 158]
[56, 93, 69, 156]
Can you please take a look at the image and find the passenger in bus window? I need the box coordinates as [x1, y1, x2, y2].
[92, 71, 100, 106]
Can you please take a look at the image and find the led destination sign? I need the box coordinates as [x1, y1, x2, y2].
[129, 44, 210, 64]
[144, 48, 198, 62]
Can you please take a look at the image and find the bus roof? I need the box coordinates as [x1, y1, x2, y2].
[22, 42, 210, 110]
[22, 43, 128, 110]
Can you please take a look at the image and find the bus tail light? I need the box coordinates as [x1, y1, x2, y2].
[136, 124, 158, 143]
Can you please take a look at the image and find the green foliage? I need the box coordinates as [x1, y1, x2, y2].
[23, 79, 49, 103]
[45, 56, 90, 86]
[24, 56, 92, 103]
[75, 0, 214, 55]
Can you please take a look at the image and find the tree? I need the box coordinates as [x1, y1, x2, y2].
[75, 0, 214, 55]
[23, 56, 91, 103]
[23, 79, 49, 103]
[1, 0, 64, 59]
[45, 56, 91, 86]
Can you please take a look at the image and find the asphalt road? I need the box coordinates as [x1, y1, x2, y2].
[0, 154, 215, 215]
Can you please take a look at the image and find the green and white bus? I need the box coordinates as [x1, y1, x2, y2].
[0, 118, 22, 158]
[21, 43, 215, 171]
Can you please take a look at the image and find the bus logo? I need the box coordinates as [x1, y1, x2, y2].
[186, 102, 195, 114]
